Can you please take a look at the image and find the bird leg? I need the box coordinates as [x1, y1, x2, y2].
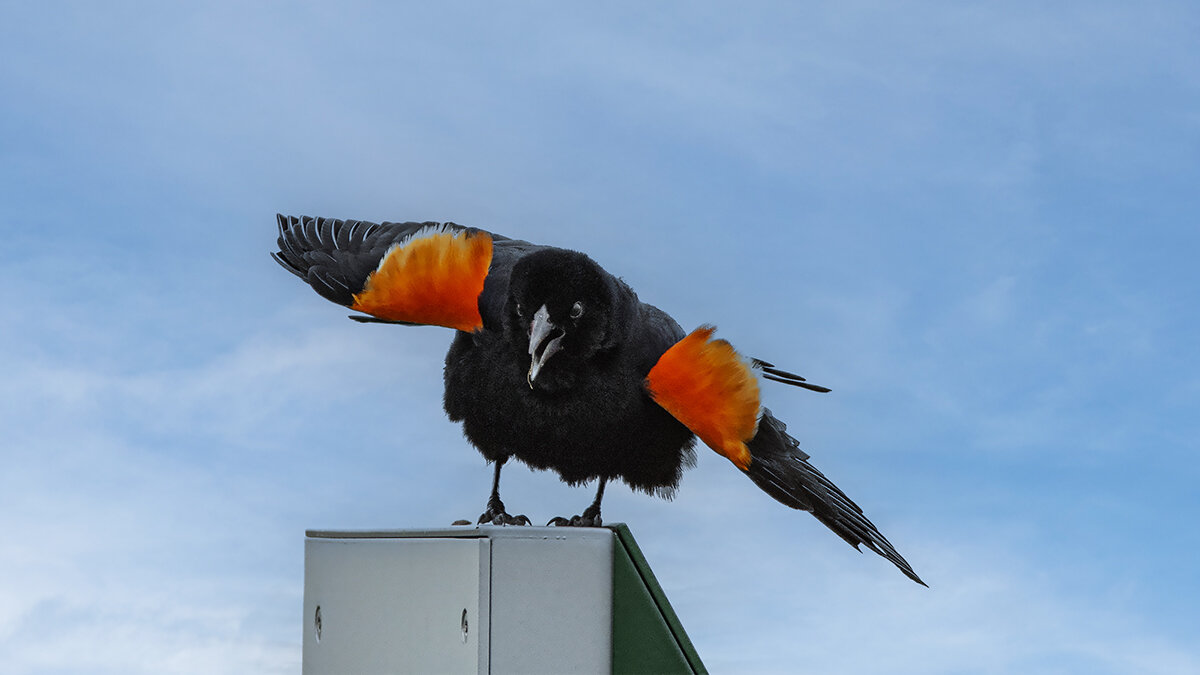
[477, 458, 530, 526]
[547, 477, 606, 527]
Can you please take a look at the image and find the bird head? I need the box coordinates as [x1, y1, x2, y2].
[506, 249, 616, 392]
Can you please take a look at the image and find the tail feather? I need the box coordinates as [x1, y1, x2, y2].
[745, 409, 926, 586]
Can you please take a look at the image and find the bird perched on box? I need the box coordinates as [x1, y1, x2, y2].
[272, 215, 925, 585]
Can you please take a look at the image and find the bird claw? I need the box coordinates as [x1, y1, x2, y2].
[477, 493, 530, 526]
[478, 510, 530, 526]
[546, 508, 602, 527]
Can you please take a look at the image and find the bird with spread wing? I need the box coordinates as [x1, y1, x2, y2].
[272, 215, 925, 585]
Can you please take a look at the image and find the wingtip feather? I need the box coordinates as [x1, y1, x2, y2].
[744, 409, 925, 585]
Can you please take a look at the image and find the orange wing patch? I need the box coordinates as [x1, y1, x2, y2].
[351, 228, 493, 332]
[645, 326, 761, 470]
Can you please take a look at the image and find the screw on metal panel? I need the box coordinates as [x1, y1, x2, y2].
[314, 605, 322, 643]
[460, 608, 469, 643]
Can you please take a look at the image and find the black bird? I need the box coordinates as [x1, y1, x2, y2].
[272, 215, 925, 585]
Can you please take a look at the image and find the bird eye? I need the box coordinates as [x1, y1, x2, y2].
[570, 301, 584, 319]
[516, 303, 524, 317]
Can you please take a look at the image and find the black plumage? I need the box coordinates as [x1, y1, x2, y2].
[444, 247, 697, 495]
[273, 214, 925, 585]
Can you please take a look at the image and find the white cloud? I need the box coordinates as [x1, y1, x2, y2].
[651, 513, 1199, 674]
[0, 301, 458, 673]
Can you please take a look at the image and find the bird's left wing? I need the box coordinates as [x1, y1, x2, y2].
[644, 326, 925, 585]
[644, 326, 762, 470]
[272, 214, 503, 332]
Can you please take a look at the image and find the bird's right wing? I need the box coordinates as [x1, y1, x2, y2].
[272, 214, 501, 332]
[645, 326, 926, 585]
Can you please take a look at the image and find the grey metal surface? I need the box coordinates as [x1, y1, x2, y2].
[302, 526, 614, 674]
[488, 528, 613, 674]
[303, 536, 491, 674]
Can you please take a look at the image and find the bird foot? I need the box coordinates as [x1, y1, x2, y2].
[546, 506, 602, 527]
[478, 505, 530, 526]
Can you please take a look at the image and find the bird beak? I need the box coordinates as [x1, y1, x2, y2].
[528, 304, 564, 386]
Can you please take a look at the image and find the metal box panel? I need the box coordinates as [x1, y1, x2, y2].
[488, 530, 613, 674]
[303, 536, 490, 674]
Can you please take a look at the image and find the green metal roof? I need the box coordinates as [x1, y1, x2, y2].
[610, 523, 707, 674]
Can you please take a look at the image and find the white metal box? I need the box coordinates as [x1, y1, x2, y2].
[303, 526, 614, 674]
[303, 524, 705, 674]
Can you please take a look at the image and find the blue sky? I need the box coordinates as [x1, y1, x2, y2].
[2, 2, 1198, 673]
